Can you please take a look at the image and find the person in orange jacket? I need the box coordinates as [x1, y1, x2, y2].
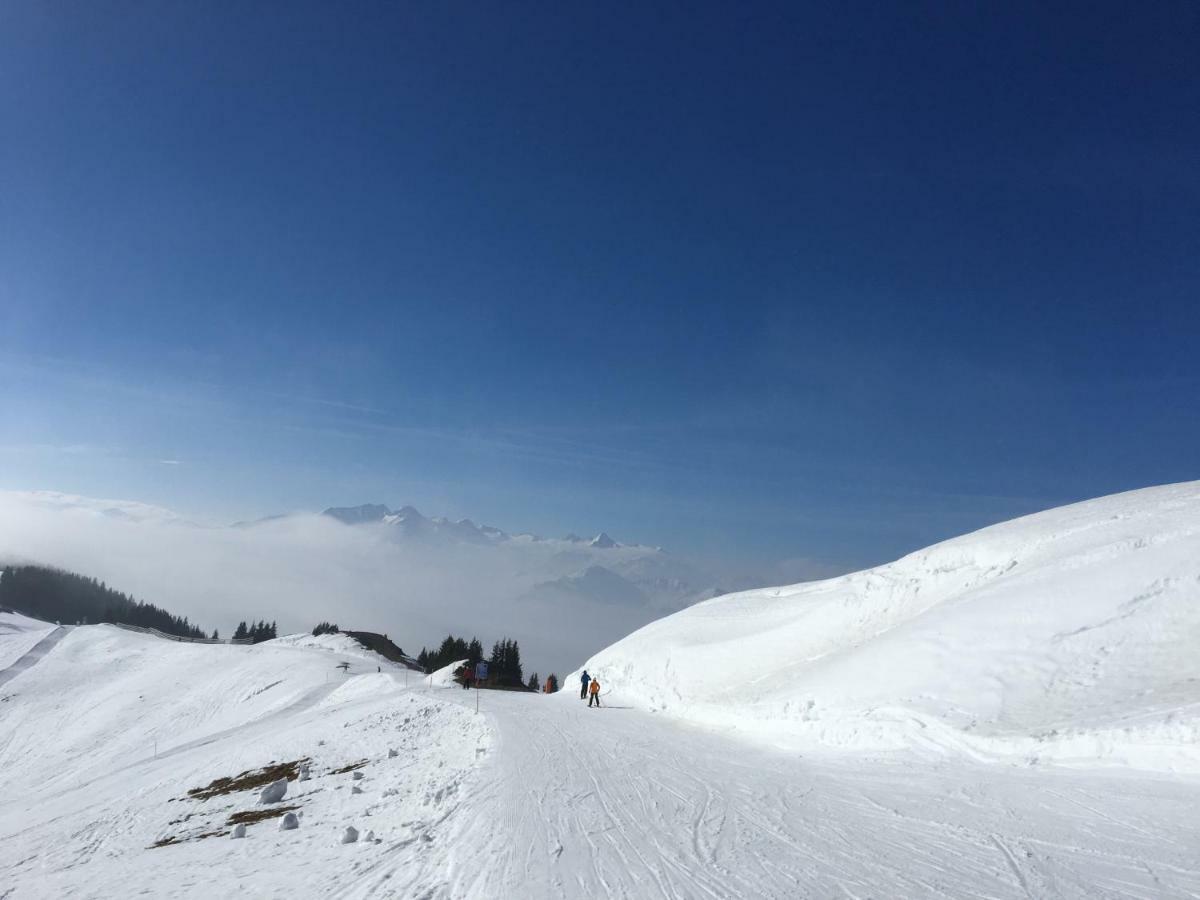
[588, 677, 601, 707]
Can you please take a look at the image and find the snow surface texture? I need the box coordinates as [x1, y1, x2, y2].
[0, 610, 57, 670]
[2, 485, 1200, 897]
[0, 622, 489, 898]
[572, 481, 1200, 771]
[1, 604, 1198, 896]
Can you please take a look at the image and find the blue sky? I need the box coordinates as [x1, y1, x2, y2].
[1, 2, 1197, 571]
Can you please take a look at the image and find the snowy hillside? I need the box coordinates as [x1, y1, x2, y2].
[0, 620, 488, 898]
[573, 481, 1200, 771]
[3, 580, 1199, 896]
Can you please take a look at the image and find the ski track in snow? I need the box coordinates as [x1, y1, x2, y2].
[0, 625, 70, 688]
[409, 688, 1200, 900]
[0, 618, 1198, 897]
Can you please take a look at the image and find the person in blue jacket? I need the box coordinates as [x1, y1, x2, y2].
[580, 670, 591, 700]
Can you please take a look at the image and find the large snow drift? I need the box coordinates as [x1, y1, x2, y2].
[574, 481, 1200, 770]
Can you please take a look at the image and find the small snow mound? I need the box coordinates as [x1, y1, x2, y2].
[341, 826, 359, 844]
[351, 770, 364, 780]
[230, 823, 246, 839]
[279, 812, 299, 831]
[387, 748, 398, 758]
[260, 778, 288, 804]
[351, 785, 363, 795]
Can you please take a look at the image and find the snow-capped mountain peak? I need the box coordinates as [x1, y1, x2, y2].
[321, 503, 391, 525]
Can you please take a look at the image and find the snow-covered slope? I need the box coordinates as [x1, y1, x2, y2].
[3, 584, 1198, 897]
[0, 610, 56, 669]
[0, 622, 489, 898]
[268, 630, 408, 668]
[572, 481, 1200, 770]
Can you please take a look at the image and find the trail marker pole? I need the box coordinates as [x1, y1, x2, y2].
[473, 661, 488, 713]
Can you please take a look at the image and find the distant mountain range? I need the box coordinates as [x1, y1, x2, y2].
[0, 490, 762, 675]
[323, 504, 631, 550]
[320, 503, 731, 614]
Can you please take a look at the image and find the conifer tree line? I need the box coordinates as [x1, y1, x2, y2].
[0, 565, 208, 639]
[311, 621, 340, 636]
[489, 638, 523, 686]
[417, 634, 547, 688]
[416, 635, 484, 674]
[413, 634, 559, 691]
[232, 620, 277, 643]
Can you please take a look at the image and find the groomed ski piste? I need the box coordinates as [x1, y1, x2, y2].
[1, 482, 1199, 898]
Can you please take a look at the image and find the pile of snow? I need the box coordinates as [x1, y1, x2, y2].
[260, 778, 288, 804]
[574, 482, 1200, 771]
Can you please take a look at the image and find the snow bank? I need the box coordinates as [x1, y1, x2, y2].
[574, 481, 1200, 771]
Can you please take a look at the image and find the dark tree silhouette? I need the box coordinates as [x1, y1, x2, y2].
[0, 565, 208, 639]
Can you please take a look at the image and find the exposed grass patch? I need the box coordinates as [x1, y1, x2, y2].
[185, 757, 311, 801]
[150, 828, 228, 849]
[226, 804, 300, 826]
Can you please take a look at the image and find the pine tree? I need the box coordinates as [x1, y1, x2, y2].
[527, 672, 539, 691]
[234, 621, 247, 640]
[547, 673, 559, 693]
[509, 640, 522, 685]
[212, 629, 219, 640]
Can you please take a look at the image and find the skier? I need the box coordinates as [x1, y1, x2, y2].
[588, 677, 601, 708]
[460, 664, 472, 690]
[580, 670, 591, 700]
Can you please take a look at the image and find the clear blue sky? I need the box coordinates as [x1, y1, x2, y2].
[1, 2, 1197, 570]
